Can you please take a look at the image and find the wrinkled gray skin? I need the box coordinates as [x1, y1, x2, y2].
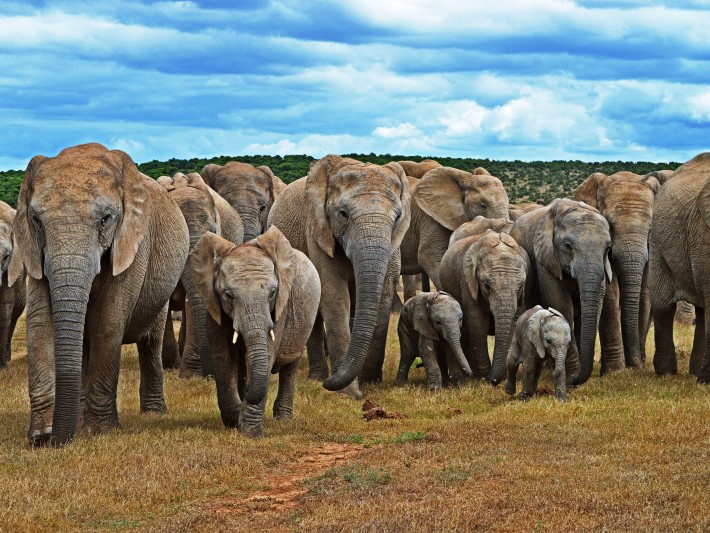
[189, 226, 320, 436]
[201, 162, 286, 242]
[400, 166, 510, 297]
[396, 291, 472, 390]
[449, 216, 512, 246]
[9, 143, 189, 446]
[157, 173, 244, 378]
[0, 201, 26, 370]
[397, 159, 443, 179]
[575, 172, 660, 372]
[509, 202, 544, 222]
[268, 155, 410, 398]
[510, 198, 612, 386]
[440, 230, 530, 385]
[649, 152, 710, 382]
[505, 306, 572, 402]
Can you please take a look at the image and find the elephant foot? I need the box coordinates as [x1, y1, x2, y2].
[359, 373, 382, 386]
[627, 356, 644, 370]
[29, 426, 53, 447]
[178, 367, 203, 380]
[28, 409, 54, 447]
[697, 370, 710, 385]
[518, 392, 532, 402]
[85, 412, 120, 435]
[555, 394, 567, 403]
[308, 368, 329, 382]
[141, 400, 168, 415]
[336, 379, 363, 400]
[504, 380, 516, 396]
[273, 408, 293, 420]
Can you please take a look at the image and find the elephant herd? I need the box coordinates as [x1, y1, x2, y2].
[0, 142, 708, 446]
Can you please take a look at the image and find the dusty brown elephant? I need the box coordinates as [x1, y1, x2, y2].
[649, 152, 710, 382]
[448, 216, 512, 246]
[201, 161, 286, 242]
[268, 155, 410, 398]
[575, 171, 660, 372]
[440, 230, 530, 384]
[509, 202, 544, 221]
[400, 166, 509, 294]
[189, 226, 320, 436]
[0, 201, 26, 370]
[8, 143, 190, 446]
[397, 159, 442, 178]
[157, 172, 244, 377]
[510, 199, 611, 386]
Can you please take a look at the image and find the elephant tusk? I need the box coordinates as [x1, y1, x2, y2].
[270, 329, 275, 341]
[232, 331, 238, 344]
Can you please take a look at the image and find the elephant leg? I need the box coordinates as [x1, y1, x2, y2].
[396, 331, 416, 385]
[519, 360, 536, 400]
[599, 275, 625, 374]
[273, 358, 301, 419]
[689, 306, 704, 376]
[306, 313, 329, 381]
[179, 300, 202, 379]
[403, 274, 418, 302]
[178, 311, 186, 357]
[653, 305, 677, 376]
[437, 345, 451, 387]
[504, 341, 522, 396]
[359, 252, 400, 385]
[26, 277, 56, 445]
[463, 298, 491, 380]
[390, 276, 403, 313]
[638, 266, 652, 362]
[161, 310, 180, 370]
[137, 306, 169, 415]
[84, 333, 123, 434]
[209, 319, 240, 428]
[418, 337, 442, 390]
[421, 273, 430, 293]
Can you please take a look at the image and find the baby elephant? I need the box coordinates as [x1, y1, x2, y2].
[397, 291, 473, 390]
[505, 306, 572, 402]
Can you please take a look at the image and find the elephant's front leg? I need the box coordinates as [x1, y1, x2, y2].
[403, 274, 418, 302]
[209, 319, 241, 427]
[418, 336, 442, 390]
[273, 358, 301, 419]
[519, 358, 537, 401]
[161, 309, 180, 370]
[178, 300, 203, 379]
[396, 328, 416, 385]
[360, 253, 400, 385]
[306, 313, 329, 381]
[504, 340, 522, 396]
[26, 277, 56, 445]
[85, 324, 125, 434]
[598, 274, 625, 374]
[696, 307, 710, 384]
[462, 298, 491, 380]
[689, 306, 704, 377]
[137, 305, 169, 415]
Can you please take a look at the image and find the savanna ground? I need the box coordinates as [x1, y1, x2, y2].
[1, 309, 709, 532]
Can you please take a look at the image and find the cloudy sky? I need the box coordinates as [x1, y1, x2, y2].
[1, 0, 709, 169]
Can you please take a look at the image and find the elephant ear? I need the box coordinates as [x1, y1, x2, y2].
[305, 155, 345, 258]
[473, 167, 490, 175]
[415, 168, 469, 231]
[259, 166, 287, 200]
[189, 231, 235, 324]
[256, 225, 295, 323]
[186, 173, 221, 233]
[413, 292, 440, 341]
[525, 309, 549, 359]
[200, 164, 222, 187]
[108, 150, 153, 276]
[156, 175, 175, 190]
[533, 203, 562, 280]
[641, 174, 661, 195]
[383, 162, 411, 250]
[9, 155, 46, 284]
[462, 236, 485, 301]
[574, 173, 607, 208]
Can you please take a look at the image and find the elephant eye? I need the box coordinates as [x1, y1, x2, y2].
[100, 213, 112, 227]
[338, 209, 349, 222]
[269, 287, 276, 299]
[545, 338, 552, 344]
[260, 205, 266, 213]
[563, 241, 573, 252]
[480, 203, 487, 210]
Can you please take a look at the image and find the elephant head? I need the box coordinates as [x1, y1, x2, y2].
[201, 162, 285, 241]
[414, 166, 509, 231]
[529, 198, 612, 385]
[306, 155, 410, 391]
[0, 202, 18, 287]
[575, 171, 660, 368]
[463, 230, 529, 383]
[7, 143, 154, 445]
[411, 291, 472, 377]
[644, 169, 676, 185]
[190, 226, 296, 413]
[525, 307, 572, 380]
[397, 159, 443, 179]
[449, 216, 512, 246]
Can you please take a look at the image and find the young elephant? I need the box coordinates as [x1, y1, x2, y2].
[190, 226, 320, 437]
[448, 216, 512, 246]
[505, 306, 572, 402]
[396, 291, 472, 390]
[0, 201, 26, 370]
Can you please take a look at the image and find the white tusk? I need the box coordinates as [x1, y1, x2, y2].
[232, 331, 238, 344]
[270, 329, 275, 341]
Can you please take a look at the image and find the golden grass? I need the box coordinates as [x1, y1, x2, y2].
[1, 316, 709, 532]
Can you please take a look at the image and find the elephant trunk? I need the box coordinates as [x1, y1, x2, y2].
[488, 309, 515, 385]
[573, 270, 606, 386]
[46, 253, 97, 446]
[552, 347, 566, 379]
[240, 319, 272, 406]
[323, 216, 392, 392]
[441, 326, 472, 377]
[616, 243, 647, 369]
[238, 205, 262, 242]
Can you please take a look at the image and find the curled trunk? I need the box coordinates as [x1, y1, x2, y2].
[442, 328, 472, 377]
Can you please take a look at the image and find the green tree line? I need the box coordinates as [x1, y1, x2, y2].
[0, 154, 680, 208]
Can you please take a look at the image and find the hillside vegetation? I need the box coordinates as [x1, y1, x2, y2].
[0, 154, 680, 208]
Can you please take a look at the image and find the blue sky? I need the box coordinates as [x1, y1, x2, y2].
[1, 0, 709, 169]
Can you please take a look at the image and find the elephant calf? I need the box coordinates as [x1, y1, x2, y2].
[0, 200, 26, 370]
[396, 291, 472, 390]
[505, 306, 572, 402]
[189, 226, 320, 437]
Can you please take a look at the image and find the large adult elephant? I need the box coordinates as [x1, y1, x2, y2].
[0, 201, 26, 370]
[400, 166, 509, 293]
[650, 152, 710, 382]
[510, 198, 612, 386]
[157, 172, 244, 377]
[201, 162, 286, 242]
[575, 171, 660, 371]
[268, 155, 410, 397]
[8, 143, 189, 446]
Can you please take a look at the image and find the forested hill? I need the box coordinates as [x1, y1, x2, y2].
[0, 154, 680, 208]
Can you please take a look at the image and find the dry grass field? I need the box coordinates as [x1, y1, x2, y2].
[1, 313, 709, 532]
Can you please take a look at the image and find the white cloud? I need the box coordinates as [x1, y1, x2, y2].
[372, 122, 421, 138]
[689, 92, 710, 122]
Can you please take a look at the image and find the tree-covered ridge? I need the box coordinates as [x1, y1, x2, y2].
[0, 155, 680, 208]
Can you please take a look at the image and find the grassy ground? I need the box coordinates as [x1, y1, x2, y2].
[1, 315, 709, 532]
